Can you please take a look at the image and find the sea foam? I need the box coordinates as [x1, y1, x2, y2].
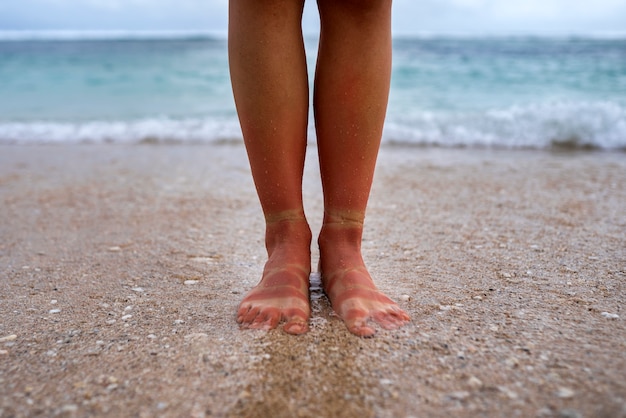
[384, 101, 626, 150]
[1, 100, 624, 150]
[0, 118, 242, 145]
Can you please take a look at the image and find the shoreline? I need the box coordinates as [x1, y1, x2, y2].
[1, 144, 625, 417]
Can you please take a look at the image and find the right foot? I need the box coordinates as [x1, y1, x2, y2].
[237, 217, 312, 335]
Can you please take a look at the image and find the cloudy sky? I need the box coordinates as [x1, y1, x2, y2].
[1, 0, 625, 36]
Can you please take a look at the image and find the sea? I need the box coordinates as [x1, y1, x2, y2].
[1, 31, 625, 150]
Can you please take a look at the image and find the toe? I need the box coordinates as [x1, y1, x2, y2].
[249, 309, 280, 330]
[236, 304, 252, 324]
[283, 320, 309, 335]
[391, 306, 411, 322]
[282, 307, 309, 335]
[345, 310, 376, 337]
[348, 322, 376, 337]
[373, 308, 409, 330]
[241, 307, 261, 325]
[372, 311, 397, 330]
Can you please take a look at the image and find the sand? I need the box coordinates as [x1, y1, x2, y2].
[0, 143, 625, 418]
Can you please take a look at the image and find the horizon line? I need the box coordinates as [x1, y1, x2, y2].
[1, 29, 626, 41]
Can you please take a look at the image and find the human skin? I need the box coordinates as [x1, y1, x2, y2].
[229, 0, 409, 337]
[229, 0, 312, 335]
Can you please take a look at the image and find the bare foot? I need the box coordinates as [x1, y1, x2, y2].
[237, 217, 312, 335]
[319, 221, 410, 337]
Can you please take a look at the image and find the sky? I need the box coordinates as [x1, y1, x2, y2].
[0, 0, 625, 37]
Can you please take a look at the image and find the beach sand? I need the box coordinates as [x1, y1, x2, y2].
[1, 144, 625, 417]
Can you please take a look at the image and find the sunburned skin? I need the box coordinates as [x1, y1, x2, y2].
[318, 217, 410, 337]
[236, 218, 312, 335]
[237, 215, 409, 337]
[230, 0, 404, 337]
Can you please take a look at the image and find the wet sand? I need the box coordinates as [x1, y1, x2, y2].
[0, 144, 625, 417]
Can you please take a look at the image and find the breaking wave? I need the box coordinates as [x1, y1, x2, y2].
[1, 101, 625, 151]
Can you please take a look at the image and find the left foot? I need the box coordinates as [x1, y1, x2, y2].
[318, 219, 410, 337]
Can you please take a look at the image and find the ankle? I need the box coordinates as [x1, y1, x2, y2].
[317, 225, 365, 271]
[265, 215, 312, 255]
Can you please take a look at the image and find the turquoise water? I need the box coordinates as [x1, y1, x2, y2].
[1, 33, 625, 149]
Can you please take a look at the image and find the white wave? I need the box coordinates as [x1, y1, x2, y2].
[0, 117, 242, 145]
[384, 101, 626, 150]
[1, 101, 625, 150]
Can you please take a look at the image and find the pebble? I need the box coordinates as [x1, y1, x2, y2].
[50, 300, 58, 304]
[0, 350, 8, 355]
[106, 319, 117, 325]
[473, 295, 483, 300]
[60, 405, 78, 413]
[49, 309, 61, 314]
[184, 280, 199, 285]
[498, 386, 518, 399]
[601, 312, 619, 319]
[467, 376, 483, 389]
[399, 294, 411, 302]
[173, 319, 185, 325]
[0, 335, 17, 342]
[131, 287, 144, 293]
[447, 391, 470, 401]
[147, 334, 157, 339]
[505, 357, 520, 368]
[108, 246, 122, 252]
[556, 387, 575, 399]
[121, 314, 133, 321]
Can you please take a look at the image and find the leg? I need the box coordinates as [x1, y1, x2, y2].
[314, 0, 409, 336]
[229, 0, 312, 334]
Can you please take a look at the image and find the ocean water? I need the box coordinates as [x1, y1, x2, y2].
[1, 32, 625, 150]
